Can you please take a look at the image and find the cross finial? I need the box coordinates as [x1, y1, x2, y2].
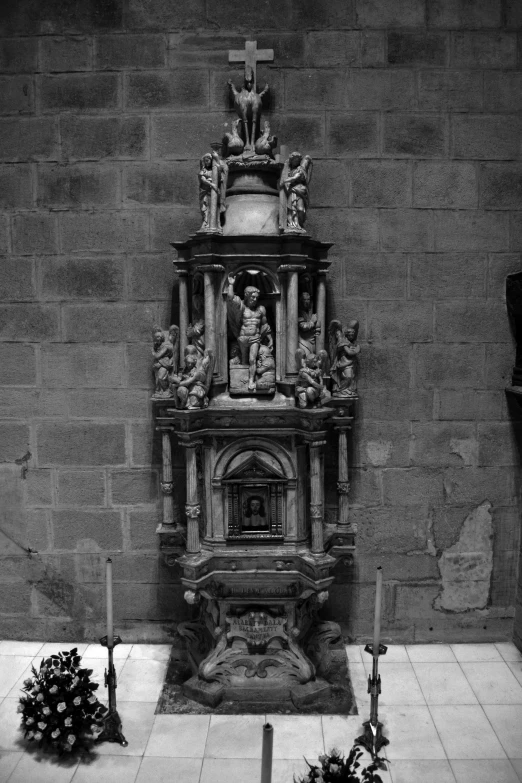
[228, 40, 274, 91]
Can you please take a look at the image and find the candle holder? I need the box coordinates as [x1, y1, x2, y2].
[96, 634, 128, 747]
[355, 642, 388, 761]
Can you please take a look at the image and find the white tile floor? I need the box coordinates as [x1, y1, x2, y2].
[0, 640, 521, 782]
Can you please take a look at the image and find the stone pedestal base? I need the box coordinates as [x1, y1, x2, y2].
[229, 365, 275, 396]
[177, 591, 341, 710]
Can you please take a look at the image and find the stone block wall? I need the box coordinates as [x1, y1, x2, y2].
[0, 0, 521, 644]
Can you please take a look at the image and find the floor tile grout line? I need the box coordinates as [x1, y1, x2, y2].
[425, 703, 451, 763]
[406, 643, 457, 665]
[457, 658, 522, 705]
[475, 700, 515, 761]
[361, 655, 428, 708]
[404, 655, 428, 709]
[200, 713, 212, 762]
[507, 757, 522, 782]
[5, 750, 25, 783]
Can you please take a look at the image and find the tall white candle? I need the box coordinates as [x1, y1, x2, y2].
[373, 567, 383, 657]
[106, 558, 114, 649]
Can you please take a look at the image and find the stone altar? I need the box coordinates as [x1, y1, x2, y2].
[152, 41, 359, 709]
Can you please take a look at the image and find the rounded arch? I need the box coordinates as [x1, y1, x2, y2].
[222, 264, 280, 297]
[213, 436, 295, 482]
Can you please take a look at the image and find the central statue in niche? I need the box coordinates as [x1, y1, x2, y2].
[227, 274, 274, 393]
[152, 39, 361, 711]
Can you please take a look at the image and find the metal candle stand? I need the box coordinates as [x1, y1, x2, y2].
[356, 642, 389, 759]
[261, 722, 273, 783]
[96, 634, 128, 747]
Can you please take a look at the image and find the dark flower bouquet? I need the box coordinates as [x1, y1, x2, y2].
[18, 648, 108, 754]
[295, 746, 386, 783]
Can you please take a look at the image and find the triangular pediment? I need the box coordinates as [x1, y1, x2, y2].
[223, 452, 286, 481]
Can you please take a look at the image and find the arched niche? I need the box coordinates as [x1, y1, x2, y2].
[212, 438, 296, 541]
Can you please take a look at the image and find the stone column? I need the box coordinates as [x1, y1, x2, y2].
[209, 151, 220, 233]
[335, 418, 352, 527]
[178, 269, 189, 356]
[279, 264, 306, 377]
[200, 264, 224, 376]
[160, 430, 174, 527]
[316, 271, 327, 353]
[203, 269, 215, 357]
[183, 440, 202, 554]
[309, 439, 326, 554]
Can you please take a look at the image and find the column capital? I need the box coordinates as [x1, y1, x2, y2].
[177, 435, 204, 447]
[277, 264, 307, 274]
[176, 268, 189, 277]
[195, 264, 225, 274]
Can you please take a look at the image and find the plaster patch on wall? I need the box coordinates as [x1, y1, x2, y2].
[435, 501, 493, 612]
[449, 438, 478, 466]
[366, 440, 393, 466]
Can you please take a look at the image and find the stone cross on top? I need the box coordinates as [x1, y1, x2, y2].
[229, 40, 274, 90]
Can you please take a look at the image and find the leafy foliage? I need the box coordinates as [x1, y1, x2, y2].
[295, 746, 386, 783]
[18, 648, 108, 755]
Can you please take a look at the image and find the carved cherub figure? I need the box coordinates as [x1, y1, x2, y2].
[224, 118, 245, 157]
[328, 319, 360, 399]
[255, 344, 276, 391]
[282, 151, 313, 232]
[151, 325, 179, 398]
[295, 349, 327, 408]
[226, 274, 273, 391]
[228, 67, 269, 150]
[171, 346, 214, 410]
[254, 120, 277, 158]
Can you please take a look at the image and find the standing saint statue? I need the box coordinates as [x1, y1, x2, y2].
[198, 150, 227, 232]
[282, 151, 313, 232]
[186, 293, 205, 356]
[298, 291, 320, 357]
[226, 274, 273, 391]
[328, 320, 361, 399]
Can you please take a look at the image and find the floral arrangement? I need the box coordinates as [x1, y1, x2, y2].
[295, 746, 386, 783]
[18, 648, 108, 754]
